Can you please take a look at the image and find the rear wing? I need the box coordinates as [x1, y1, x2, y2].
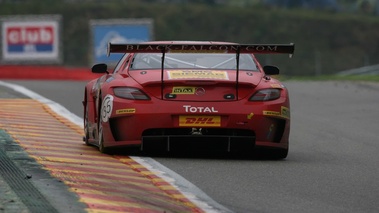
[108, 43, 295, 57]
[107, 42, 295, 100]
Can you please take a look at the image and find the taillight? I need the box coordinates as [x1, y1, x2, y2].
[249, 89, 281, 101]
[113, 87, 150, 100]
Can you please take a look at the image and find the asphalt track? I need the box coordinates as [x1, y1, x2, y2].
[1, 79, 379, 213]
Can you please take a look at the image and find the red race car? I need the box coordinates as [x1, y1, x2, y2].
[83, 41, 294, 158]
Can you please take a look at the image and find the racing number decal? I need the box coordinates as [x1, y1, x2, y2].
[101, 95, 114, 123]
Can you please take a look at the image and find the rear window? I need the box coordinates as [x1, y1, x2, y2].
[130, 53, 258, 71]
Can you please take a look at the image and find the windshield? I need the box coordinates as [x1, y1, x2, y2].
[130, 53, 258, 71]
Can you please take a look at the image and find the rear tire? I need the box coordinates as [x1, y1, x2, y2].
[268, 148, 288, 159]
[254, 147, 288, 160]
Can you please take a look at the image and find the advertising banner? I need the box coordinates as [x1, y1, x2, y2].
[1, 15, 61, 64]
[90, 18, 154, 65]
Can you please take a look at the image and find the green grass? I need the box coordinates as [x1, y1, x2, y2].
[279, 75, 379, 82]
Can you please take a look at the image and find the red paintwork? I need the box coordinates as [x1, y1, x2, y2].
[83, 41, 292, 158]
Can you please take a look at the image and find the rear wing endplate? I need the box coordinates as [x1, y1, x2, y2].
[108, 43, 295, 57]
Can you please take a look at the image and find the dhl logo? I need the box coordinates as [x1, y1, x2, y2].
[179, 116, 221, 127]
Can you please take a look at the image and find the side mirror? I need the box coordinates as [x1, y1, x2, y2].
[263, 65, 280, 75]
[92, 63, 108, 74]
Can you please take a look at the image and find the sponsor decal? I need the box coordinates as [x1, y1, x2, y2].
[101, 95, 114, 122]
[169, 49, 226, 53]
[263, 106, 290, 119]
[119, 44, 281, 53]
[116, 108, 136, 114]
[263, 111, 281, 117]
[281, 106, 290, 119]
[247, 112, 254, 119]
[183, 105, 218, 113]
[179, 116, 221, 127]
[167, 70, 229, 80]
[172, 87, 195, 94]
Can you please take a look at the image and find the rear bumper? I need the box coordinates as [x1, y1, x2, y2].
[141, 134, 255, 153]
[101, 96, 290, 150]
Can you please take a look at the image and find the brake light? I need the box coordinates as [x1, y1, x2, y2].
[113, 87, 150, 100]
[249, 89, 281, 101]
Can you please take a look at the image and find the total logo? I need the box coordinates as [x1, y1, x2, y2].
[183, 105, 218, 113]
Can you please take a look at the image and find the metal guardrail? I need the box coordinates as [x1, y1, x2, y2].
[337, 64, 379, 76]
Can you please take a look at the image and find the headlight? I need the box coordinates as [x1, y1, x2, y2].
[113, 87, 150, 100]
[249, 89, 281, 101]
